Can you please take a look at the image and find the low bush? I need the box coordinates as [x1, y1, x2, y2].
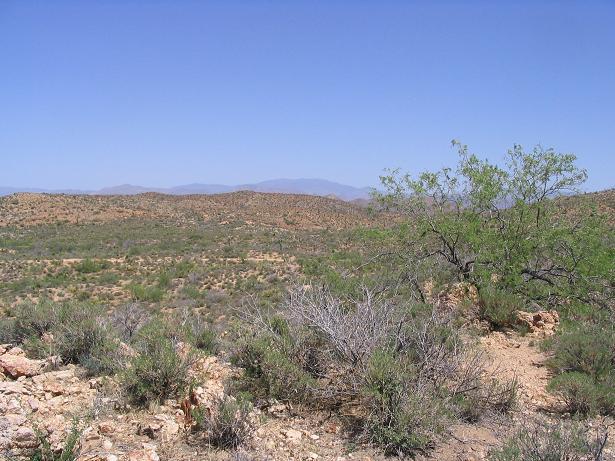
[363, 349, 445, 455]
[547, 372, 615, 416]
[546, 320, 614, 380]
[121, 320, 194, 406]
[74, 258, 109, 274]
[236, 285, 513, 456]
[194, 393, 254, 450]
[110, 302, 150, 343]
[477, 286, 524, 329]
[157, 271, 172, 290]
[51, 303, 120, 374]
[233, 336, 315, 404]
[129, 284, 164, 303]
[9, 300, 121, 376]
[488, 420, 609, 461]
[169, 309, 220, 354]
[545, 318, 615, 416]
[181, 285, 203, 300]
[30, 418, 83, 461]
[12, 299, 59, 340]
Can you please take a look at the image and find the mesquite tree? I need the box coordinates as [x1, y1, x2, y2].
[377, 141, 612, 306]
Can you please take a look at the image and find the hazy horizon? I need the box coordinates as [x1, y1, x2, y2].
[1, 1, 614, 192]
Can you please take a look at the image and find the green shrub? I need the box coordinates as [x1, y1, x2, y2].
[181, 285, 202, 300]
[13, 299, 59, 340]
[545, 319, 615, 415]
[547, 372, 615, 416]
[167, 309, 219, 354]
[74, 258, 109, 274]
[546, 321, 614, 380]
[129, 284, 164, 302]
[173, 260, 196, 278]
[30, 418, 83, 461]
[362, 350, 445, 455]
[233, 336, 315, 404]
[8, 300, 121, 376]
[157, 271, 172, 290]
[477, 286, 524, 329]
[488, 420, 608, 461]
[188, 325, 219, 355]
[51, 303, 120, 375]
[121, 320, 194, 406]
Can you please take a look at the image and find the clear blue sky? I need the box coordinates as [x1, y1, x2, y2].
[1, 1, 613, 190]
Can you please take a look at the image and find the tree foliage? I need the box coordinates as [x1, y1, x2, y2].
[377, 141, 612, 306]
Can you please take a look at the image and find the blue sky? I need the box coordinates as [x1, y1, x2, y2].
[0, 1, 613, 190]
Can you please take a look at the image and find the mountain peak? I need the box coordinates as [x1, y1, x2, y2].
[0, 179, 373, 201]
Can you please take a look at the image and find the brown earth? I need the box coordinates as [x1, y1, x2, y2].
[0, 192, 383, 230]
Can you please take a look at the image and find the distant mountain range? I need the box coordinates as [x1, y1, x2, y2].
[0, 178, 373, 201]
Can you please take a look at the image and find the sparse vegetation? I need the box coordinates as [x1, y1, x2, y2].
[120, 319, 195, 406]
[488, 420, 609, 461]
[0, 175, 611, 459]
[194, 392, 254, 450]
[8, 300, 121, 375]
[236, 285, 517, 455]
[30, 418, 83, 461]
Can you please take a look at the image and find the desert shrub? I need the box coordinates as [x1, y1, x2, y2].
[477, 286, 524, 329]
[121, 320, 194, 406]
[157, 271, 172, 290]
[194, 393, 254, 449]
[74, 258, 109, 274]
[181, 285, 202, 300]
[110, 302, 150, 342]
[547, 372, 615, 416]
[362, 349, 446, 455]
[203, 289, 228, 306]
[0, 317, 18, 344]
[129, 284, 164, 303]
[30, 418, 83, 461]
[170, 309, 219, 354]
[189, 324, 218, 354]
[236, 285, 510, 456]
[12, 299, 59, 340]
[52, 304, 121, 376]
[283, 285, 398, 367]
[173, 260, 196, 278]
[233, 336, 315, 404]
[488, 420, 609, 461]
[546, 321, 614, 380]
[545, 319, 615, 415]
[51, 304, 115, 364]
[456, 377, 518, 422]
[98, 271, 120, 285]
[8, 300, 121, 375]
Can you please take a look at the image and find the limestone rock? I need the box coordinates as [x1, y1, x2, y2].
[0, 353, 44, 378]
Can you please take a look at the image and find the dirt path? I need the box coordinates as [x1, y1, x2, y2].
[420, 330, 556, 461]
[480, 331, 556, 412]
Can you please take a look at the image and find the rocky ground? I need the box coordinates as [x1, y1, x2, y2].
[1, 191, 613, 460]
[3, 308, 611, 461]
[0, 192, 383, 230]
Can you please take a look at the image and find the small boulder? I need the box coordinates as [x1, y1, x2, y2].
[0, 353, 43, 378]
[127, 448, 160, 461]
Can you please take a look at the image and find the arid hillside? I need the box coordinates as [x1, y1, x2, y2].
[0, 191, 381, 230]
[0, 189, 613, 461]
